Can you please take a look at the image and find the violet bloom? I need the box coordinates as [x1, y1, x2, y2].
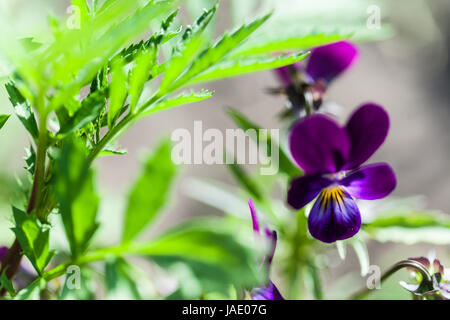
[287, 103, 397, 243]
[400, 255, 450, 300]
[274, 41, 358, 114]
[248, 199, 284, 300]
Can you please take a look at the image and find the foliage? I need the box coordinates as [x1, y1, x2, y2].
[0, 0, 445, 301]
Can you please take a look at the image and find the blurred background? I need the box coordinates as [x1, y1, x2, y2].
[0, 0, 449, 299]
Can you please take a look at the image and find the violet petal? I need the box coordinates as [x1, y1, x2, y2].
[252, 281, 285, 300]
[344, 103, 390, 169]
[340, 163, 396, 200]
[287, 174, 333, 209]
[308, 187, 361, 243]
[306, 41, 358, 83]
[289, 114, 350, 174]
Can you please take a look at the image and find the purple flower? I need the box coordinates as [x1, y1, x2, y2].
[400, 255, 450, 300]
[248, 199, 284, 300]
[287, 103, 397, 243]
[273, 41, 358, 116]
[276, 41, 358, 86]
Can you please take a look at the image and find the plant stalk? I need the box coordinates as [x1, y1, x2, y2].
[350, 259, 431, 300]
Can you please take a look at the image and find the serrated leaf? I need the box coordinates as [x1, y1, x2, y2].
[99, 147, 128, 157]
[231, 32, 347, 58]
[188, 52, 309, 84]
[11, 208, 55, 275]
[57, 90, 106, 138]
[48, 0, 175, 110]
[5, 82, 38, 140]
[140, 90, 214, 117]
[173, 13, 271, 89]
[108, 58, 127, 128]
[54, 139, 99, 258]
[105, 257, 141, 300]
[0, 114, 10, 130]
[129, 47, 158, 113]
[120, 9, 181, 63]
[227, 108, 301, 178]
[159, 4, 218, 93]
[24, 145, 36, 175]
[122, 139, 177, 242]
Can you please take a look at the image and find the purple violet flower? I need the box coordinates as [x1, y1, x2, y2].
[276, 41, 359, 86]
[248, 199, 284, 300]
[287, 103, 397, 243]
[273, 41, 358, 116]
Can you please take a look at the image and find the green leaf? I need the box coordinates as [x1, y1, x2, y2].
[24, 145, 36, 174]
[11, 208, 55, 275]
[0, 114, 10, 130]
[49, 0, 175, 110]
[57, 90, 106, 138]
[159, 4, 217, 93]
[173, 13, 271, 88]
[133, 219, 261, 296]
[129, 47, 158, 113]
[5, 82, 38, 139]
[104, 257, 141, 300]
[0, 272, 16, 298]
[227, 108, 301, 178]
[54, 139, 99, 258]
[140, 90, 214, 117]
[188, 52, 309, 85]
[99, 147, 128, 157]
[364, 209, 450, 245]
[122, 139, 177, 242]
[108, 58, 127, 128]
[15, 278, 46, 300]
[120, 9, 181, 63]
[231, 32, 347, 57]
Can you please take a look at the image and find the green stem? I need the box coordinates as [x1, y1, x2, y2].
[350, 259, 432, 300]
[87, 113, 134, 164]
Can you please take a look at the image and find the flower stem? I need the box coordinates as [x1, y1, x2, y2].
[350, 259, 431, 300]
[0, 95, 49, 294]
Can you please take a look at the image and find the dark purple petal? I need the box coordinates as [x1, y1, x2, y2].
[287, 174, 333, 209]
[340, 163, 396, 200]
[344, 103, 390, 169]
[252, 281, 285, 300]
[248, 198, 260, 235]
[306, 41, 358, 83]
[289, 114, 350, 174]
[308, 187, 361, 243]
[0, 246, 7, 261]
